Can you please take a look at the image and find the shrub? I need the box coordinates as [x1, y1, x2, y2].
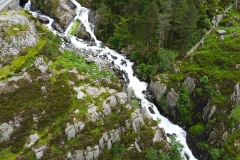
[189, 123, 205, 136]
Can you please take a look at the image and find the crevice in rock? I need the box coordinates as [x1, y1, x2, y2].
[19, 0, 29, 7]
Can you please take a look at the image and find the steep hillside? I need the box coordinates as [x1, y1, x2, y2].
[150, 7, 240, 160]
[0, 10, 184, 160]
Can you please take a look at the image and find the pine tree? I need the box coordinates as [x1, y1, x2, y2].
[142, 1, 159, 50]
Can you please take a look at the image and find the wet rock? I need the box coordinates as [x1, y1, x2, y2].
[150, 79, 167, 100]
[184, 152, 190, 160]
[91, 51, 98, 57]
[63, 35, 71, 43]
[113, 65, 121, 75]
[85, 57, 95, 64]
[89, 10, 98, 25]
[121, 59, 127, 66]
[51, 21, 64, 33]
[67, 0, 77, 10]
[148, 106, 155, 114]
[111, 55, 118, 60]
[38, 16, 49, 24]
[76, 24, 91, 40]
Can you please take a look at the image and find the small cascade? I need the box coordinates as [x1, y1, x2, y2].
[24, 0, 197, 159]
[65, 0, 101, 46]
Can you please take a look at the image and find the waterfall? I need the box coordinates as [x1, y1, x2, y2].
[25, 0, 197, 159]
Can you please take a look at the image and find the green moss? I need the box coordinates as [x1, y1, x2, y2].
[189, 123, 205, 136]
[4, 24, 29, 37]
[0, 40, 46, 79]
[69, 20, 81, 35]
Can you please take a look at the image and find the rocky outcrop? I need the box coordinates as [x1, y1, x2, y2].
[184, 77, 195, 94]
[26, 133, 40, 148]
[231, 82, 240, 105]
[0, 123, 13, 142]
[1, 0, 21, 10]
[31, 0, 76, 30]
[32, 145, 47, 160]
[202, 102, 216, 122]
[51, 21, 64, 33]
[116, 92, 128, 104]
[38, 17, 49, 24]
[76, 24, 91, 40]
[34, 57, 48, 73]
[150, 79, 167, 101]
[0, 11, 38, 58]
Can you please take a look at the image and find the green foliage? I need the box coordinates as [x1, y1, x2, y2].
[137, 48, 175, 79]
[4, 24, 29, 36]
[0, 147, 16, 160]
[189, 123, 205, 136]
[131, 99, 139, 108]
[0, 40, 46, 79]
[157, 48, 175, 73]
[199, 75, 215, 97]
[209, 148, 221, 160]
[230, 105, 240, 121]
[169, 136, 184, 160]
[69, 20, 81, 36]
[145, 149, 158, 160]
[178, 82, 192, 122]
[159, 95, 166, 106]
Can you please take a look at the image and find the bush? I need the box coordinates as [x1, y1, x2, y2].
[189, 123, 205, 136]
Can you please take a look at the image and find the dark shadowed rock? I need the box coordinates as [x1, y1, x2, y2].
[148, 106, 155, 114]
[63, 36, 71, 43]
[38, 17, 49, 24]
[51, 21, 64, 33]
[111, 55, 117, 60]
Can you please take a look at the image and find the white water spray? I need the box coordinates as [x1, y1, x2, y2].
[25, 0, 197, 159]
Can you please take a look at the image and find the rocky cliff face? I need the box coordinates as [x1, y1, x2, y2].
[0, 10, 38, 68]
[31, 0, 76, 30]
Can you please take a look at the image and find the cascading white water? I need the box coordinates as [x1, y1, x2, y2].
[25, 0, 197, 159]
